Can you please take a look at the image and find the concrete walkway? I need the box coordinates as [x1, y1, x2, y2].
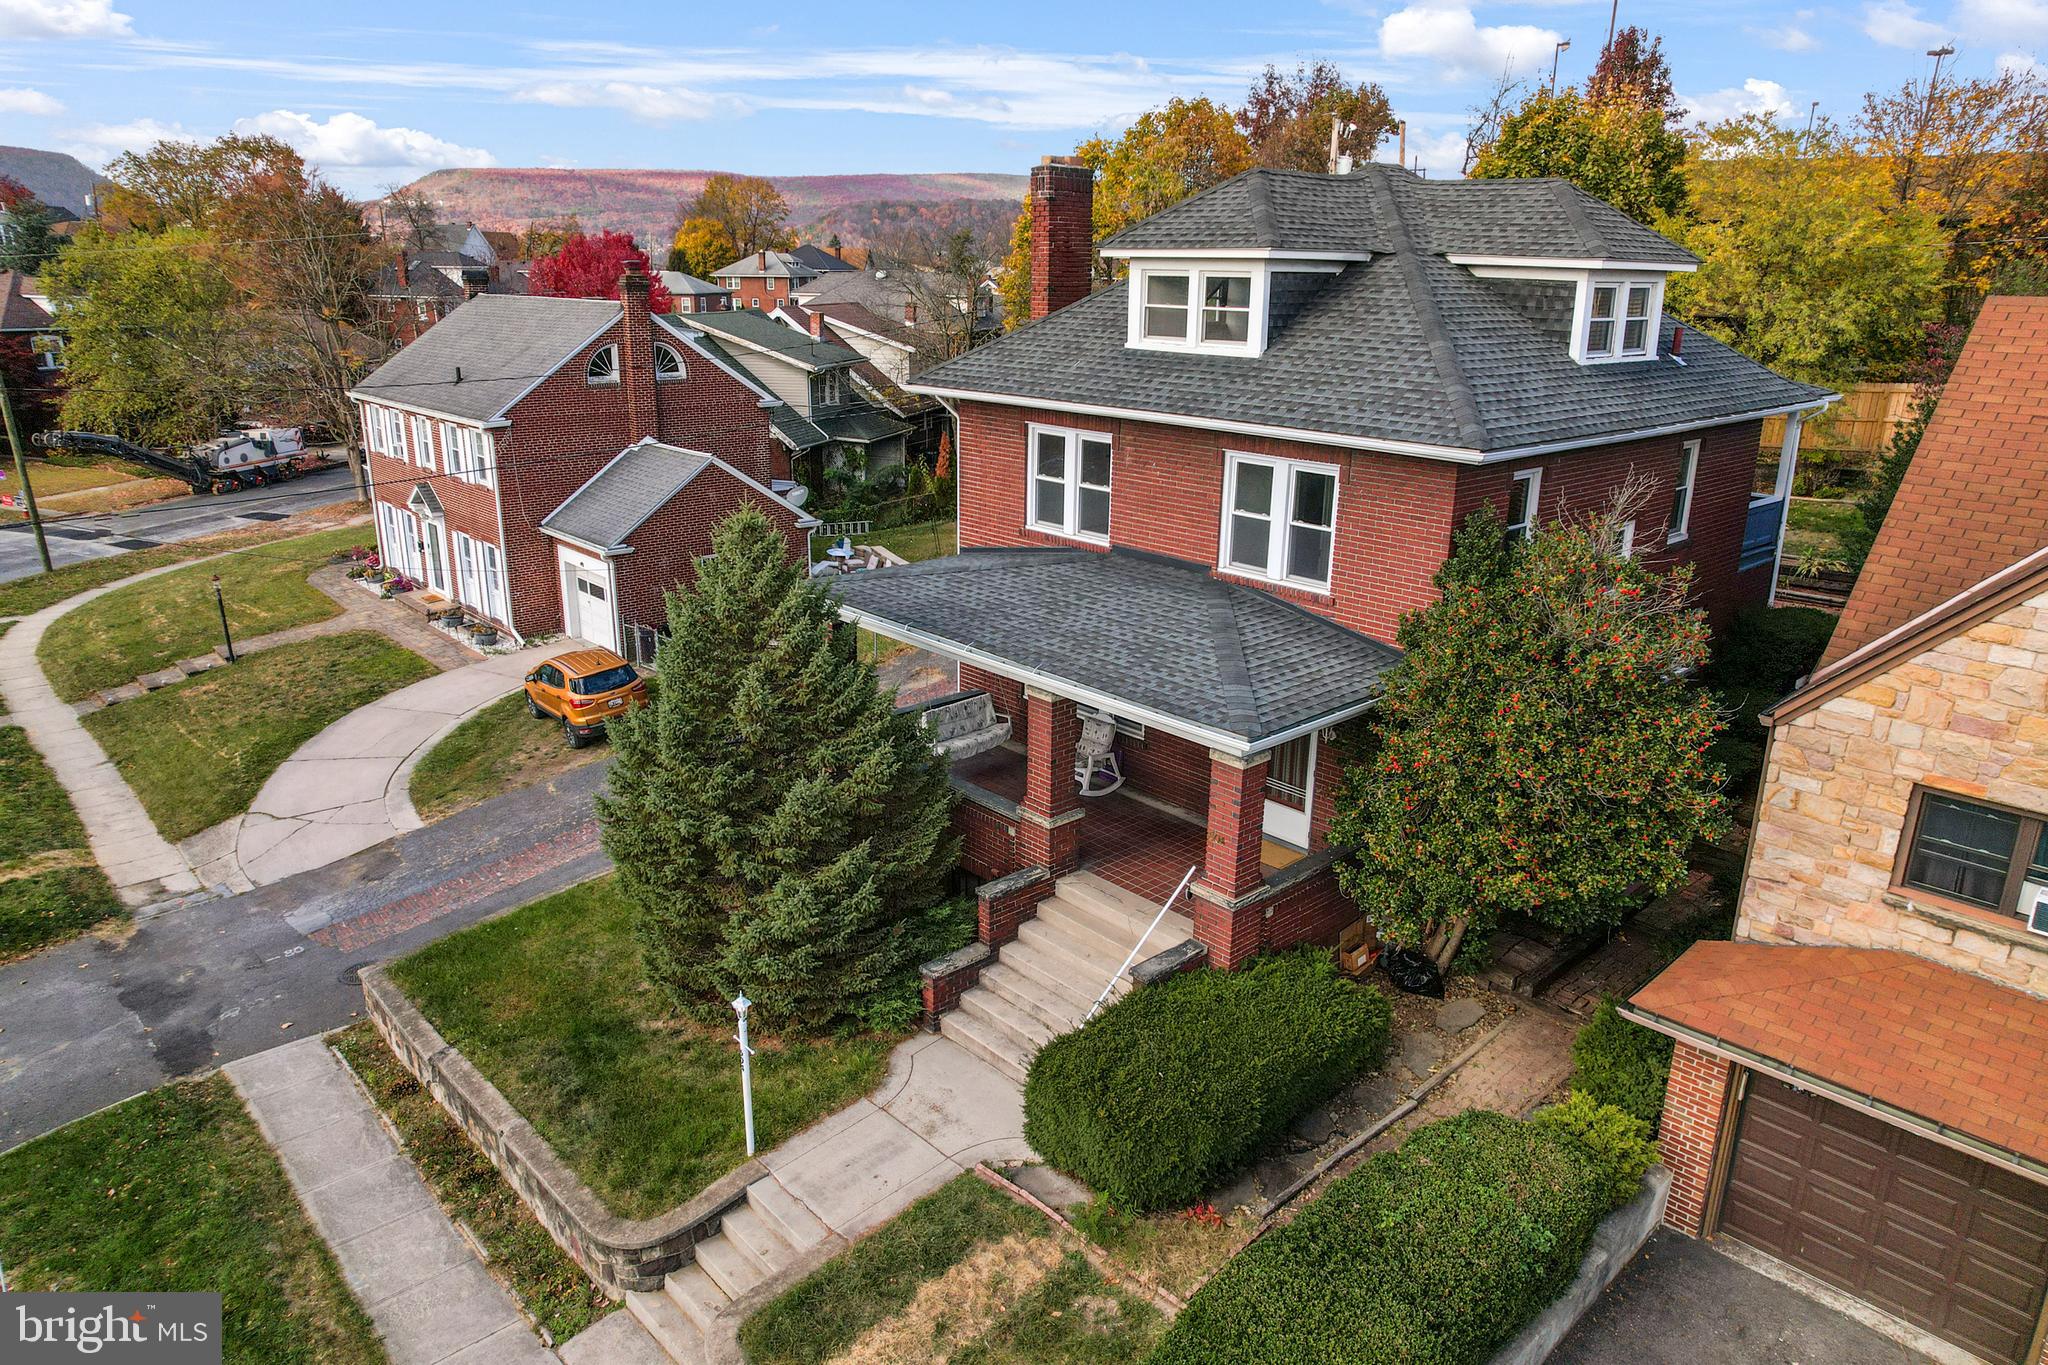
[226, 1038, 557, 1365]
[229, 639, 565, 888]
[0, 559, 207, 907]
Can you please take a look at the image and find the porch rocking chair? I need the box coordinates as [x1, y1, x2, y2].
[1074, 715, 1125, 797]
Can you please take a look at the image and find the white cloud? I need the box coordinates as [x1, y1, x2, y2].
[1379, 1, 1563, 82]
[0, 86, 62, 115]
[1999, 50, 2045, 77]
[1375, 128, 1470, 176]
[515, 81, 735, 122]
[0, 0, 131, 39]
[229, 109, 493, 174]
[1862, 0, 1949, 49]
[1757, 24, 1820, 51]
[1960, 0, 2048, 44]
[1686, 78, 1798, 126]
[57, 116, 190, 167]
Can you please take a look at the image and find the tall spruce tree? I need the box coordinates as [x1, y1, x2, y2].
[597, 505, 965, 1032]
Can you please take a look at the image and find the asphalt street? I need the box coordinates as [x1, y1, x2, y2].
[0, 464, 360, 584]
[0, 759, 612, 1152]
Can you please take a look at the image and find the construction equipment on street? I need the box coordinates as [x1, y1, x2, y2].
[31, 426, 315, 495]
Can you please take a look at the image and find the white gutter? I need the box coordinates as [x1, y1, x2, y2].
[1445, 253, 1700, 274]
[346, 390, 512, 429]
[1102, 247, 1374, 262]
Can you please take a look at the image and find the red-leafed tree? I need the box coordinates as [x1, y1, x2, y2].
[529, 230, 674, 311]
[0, 176, 34, 210]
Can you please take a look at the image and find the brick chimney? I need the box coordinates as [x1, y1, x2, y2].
[808, 308, 824, 339]
[1030, 155, 1093, 321]
[904, 298, 917, 325]
[395, 254, 409, 287]
[756, 249, 767, 269]
[618, 262, 657, 444]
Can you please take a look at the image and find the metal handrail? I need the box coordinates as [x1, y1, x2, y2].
[1085, 863, 1200, 1021]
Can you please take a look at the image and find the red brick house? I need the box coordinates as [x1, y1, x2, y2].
[835, 157, 1831, 1078]
[712, 249, 818, 313]
[1629, 298, 2048, 1365]
[349, 265, 815, 653]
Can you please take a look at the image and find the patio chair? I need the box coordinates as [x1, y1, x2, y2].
[1074, 715, 1125, 796]
[921, 690, 1011, 761]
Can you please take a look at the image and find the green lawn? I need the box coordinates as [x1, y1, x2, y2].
[9, 457, 146, 498]
[41, 524, 372, 701]
[740, 1173, 1162, 1365]
[1784, 498, 1863, 565]
[389, 876, 897, 1220]
[0, 1076, 386, 1364]
[0, 726, 123, 961]
[331, 1022, 613, 1342]
[812, 519, 957, 566]
[83, 632, 437, 841]
[409, 690, 606, 822]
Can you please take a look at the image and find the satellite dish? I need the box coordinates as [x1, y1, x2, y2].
[786, 485, 810, 508]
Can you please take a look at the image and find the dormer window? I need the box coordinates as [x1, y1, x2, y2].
[1130, 264, 1260, 353]
[1582, 280, 1659, 361]
[1143, 274, 1189, 339]
[586, 345, 619, 385]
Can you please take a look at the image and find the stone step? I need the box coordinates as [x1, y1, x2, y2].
[1015, 916, 1129, 987]
[957, 985, 1058, 1053]
[940, 1009, 1031, 1085]
[663, 1263, 731, 1336]
[746, 1177, 830, 1254]
[1059, 872, 1197, 943]
[626, 1289, 705, 1365]
[997, 937, 1126, 1013]
[718, 1203, 795, 1278]
[692, 1232, 766, 1301]
[1033, 896, 1141, 964]
[977, 960, 1091, 1034]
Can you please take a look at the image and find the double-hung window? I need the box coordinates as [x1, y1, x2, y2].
[1201, 275, 1252, 343]
[1028, 426, 1111, 542]
[462, 428, 490, 486]
[1668, 440, 1699, 541]
[1137, 268, 1255, 349]
[410, 415, 435, 470]
[1142, 273, 1189, 340]
[1223, 453, 1338, 590]
[1901, 789, 2048, 920]
[439, 422, 462, 479]
[1506, 467, 1542, 541]
[1584, 280, 1657, 360]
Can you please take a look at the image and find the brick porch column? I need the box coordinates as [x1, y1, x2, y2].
[1017, 687, 1082, 874]
[1202, 749, 1267, 900]
[1659, 1041, 1737, 1235]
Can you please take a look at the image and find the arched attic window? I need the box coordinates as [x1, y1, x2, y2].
[585, 344, 619, 385]
[654, 342, 685, 381]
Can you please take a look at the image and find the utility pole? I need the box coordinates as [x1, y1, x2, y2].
[1605, 0, 1619, 55]
[1904, 44, 1956, 203]
[1551, 39, 1572, 94]
[0, 368, 51, 574]
[1806, 100, 1820, 136]
[212, 574, 237, 663]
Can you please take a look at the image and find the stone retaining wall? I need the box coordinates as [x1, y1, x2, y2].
[1488, 1166, 1671, 1365]
[361, 965, 760, 1295]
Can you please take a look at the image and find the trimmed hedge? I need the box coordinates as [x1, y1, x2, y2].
[1148, 1111, 1614, 1365]
[1532, 1090, 1660, 1208]
[1571, 998, 1675, 1127]
[1024, 950, 1391, 1212]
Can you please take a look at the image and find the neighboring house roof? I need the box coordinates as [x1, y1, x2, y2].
[658, 271, 729, 297]
[713, 249, 815, 281]
[789, 243, 858, 273]
[686, 309, 862, 371]
[1628, 941, 2048, 1175]
[1819, 296, 2048, 669]
[810, 299, 917, 350]
[0, 270, 52, 331]
[351, 294, 623, 421]
[542, 438, 818, 550]
[768, 405, 832, 451]
[816, 409, 911, 445]
[918, 165, 1827, 458]
[370, 261, 468, 302]
[831, 547, 1401, 751]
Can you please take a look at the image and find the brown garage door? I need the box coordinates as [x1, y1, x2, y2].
[1720, 1073, 2048, 1364]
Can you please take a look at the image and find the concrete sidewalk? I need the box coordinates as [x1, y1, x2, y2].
[227, 1037, 557, 1365]
[0, 561, 206, 906]
[229, 640, 565, 888]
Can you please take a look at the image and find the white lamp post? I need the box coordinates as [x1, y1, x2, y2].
[732, 994, 757, 1157]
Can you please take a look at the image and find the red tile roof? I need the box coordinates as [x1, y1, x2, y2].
[1631, 941, 2048, 1168]
[1822, 296, 2048, 667]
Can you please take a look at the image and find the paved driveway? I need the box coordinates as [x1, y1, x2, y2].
[1556, 1229, 1934, 1364]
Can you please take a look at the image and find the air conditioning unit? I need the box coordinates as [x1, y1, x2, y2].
[2024, 881, 2048, 937]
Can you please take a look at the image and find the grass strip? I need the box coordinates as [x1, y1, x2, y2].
[0, 725, 122, 960]
[408, 690, 603, 823]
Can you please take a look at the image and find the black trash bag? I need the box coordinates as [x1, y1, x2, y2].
[1381, 947, 1445, 998]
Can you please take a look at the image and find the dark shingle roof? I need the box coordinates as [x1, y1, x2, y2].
[0, 270, 51, 331]
[713, 249, 816, 281]
[684, 310, 861, 370]
[831, 548, 1399, 746]
[769, 405, 831, 450]
[790, 244, 859, 273]
[352, 295, 620, 421]
[542, 441, 709, 550]
[921, 166, 1826, 455]
[817, 409, 911, 444]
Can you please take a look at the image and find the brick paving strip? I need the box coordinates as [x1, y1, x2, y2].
[225, 1037, 561, 1365]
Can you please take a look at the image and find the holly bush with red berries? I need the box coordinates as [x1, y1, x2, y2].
[1332, 500, 1728, 971]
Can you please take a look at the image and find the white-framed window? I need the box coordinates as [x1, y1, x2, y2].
[1134, 266, 1256, 350]
[410, 414, 435, 471]
[1222, 452, 1338, 590]
[654, 342, 685, 381]
[438, 421, 461, 478]
[1618, 519, 1638, 558]
[1583, 279, 1658, 361]
[586, 344, 619, 385]
[1027, 425, 1112, 542]
[1142, 272, 1190, 339]
[453, 530, 508, 623]
[814, 369, 844, 407]
[362, 406, 383, 456]
[32, 335, 62, 371]
[1201, 275, 1252, 343]
[1506, 467, 1542, 541]
[463, 428, 491, 487]
[1668, 439, 1699, 542]
[1622, 283, 1654, 355]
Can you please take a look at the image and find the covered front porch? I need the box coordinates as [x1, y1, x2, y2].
[836, 545, 1400, 968]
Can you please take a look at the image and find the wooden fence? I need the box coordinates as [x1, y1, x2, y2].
[1761, 383, 1917, 455]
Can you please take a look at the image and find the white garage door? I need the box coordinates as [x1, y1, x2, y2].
[569, 568, 617, 653]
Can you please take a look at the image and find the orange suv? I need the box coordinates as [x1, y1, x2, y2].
[524, 647, 648, 747]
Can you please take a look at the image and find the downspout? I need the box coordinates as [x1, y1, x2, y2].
[1768, 410, 1805, 606]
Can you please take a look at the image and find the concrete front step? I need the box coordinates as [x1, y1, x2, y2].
[997, 936, 1129, 1016]
[719, 1203, 795, 1278]
[1014, 917, 1131, 991]
[957, 984, 1058, 1051]
[1058, 873, 1197, 944]
[941, 1008, 1032, 1085]
[625, 1289, 705, 1364]
[1036, 895, 1187, 968]
[747, 1176, 829, 1252]
[693, 1233, 766, 1301]
[978, 960, 1093, 1034]
[664, 1263, 730, 1336]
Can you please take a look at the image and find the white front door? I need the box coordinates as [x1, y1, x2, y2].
[1262, 733, 1315, 850]
[421, 519, 448, 595]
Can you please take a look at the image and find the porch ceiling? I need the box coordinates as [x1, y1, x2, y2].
[831, 546, 1399, 753]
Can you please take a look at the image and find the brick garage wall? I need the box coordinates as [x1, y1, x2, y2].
[1657, 1041, 1736, 1236]
[954, 400, 1461, 643]
[1452, 418, 1770, 633]
[1739, 586, 2048, 997]
[1190, 860, 1353, 969]
[606, 470, 808, 636]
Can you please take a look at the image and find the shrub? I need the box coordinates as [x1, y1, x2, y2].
[1571, 998, 1675, 1126]
[1023, 950, 1391, 1212]
[1149, 1111, 1611, 1365]
[1705, 605, 1838, 718]
[1531, 1091, 1660, 1207]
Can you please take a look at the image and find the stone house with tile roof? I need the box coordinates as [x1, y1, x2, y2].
[1628, 297, 2048, 1365]
[833, 155, 1834, 1082]
[348, 265, 813, 654]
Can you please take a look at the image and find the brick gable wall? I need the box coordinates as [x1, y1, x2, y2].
[604, 466, 810, 635]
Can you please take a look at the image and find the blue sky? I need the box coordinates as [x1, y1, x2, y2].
[1, 0, 2040, 196]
